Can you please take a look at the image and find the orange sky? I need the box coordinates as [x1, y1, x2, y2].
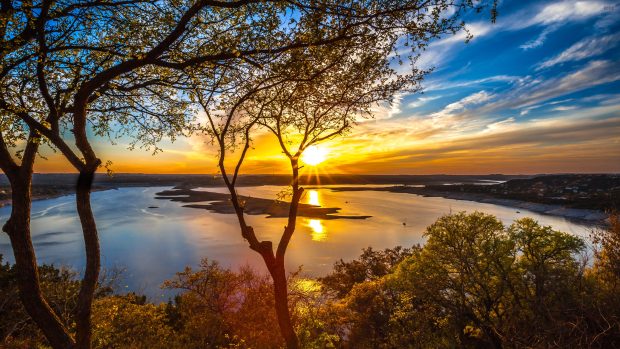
[27, 108, 620, 175]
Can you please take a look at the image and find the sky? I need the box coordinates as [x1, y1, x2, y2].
[35, 0, 620, 175]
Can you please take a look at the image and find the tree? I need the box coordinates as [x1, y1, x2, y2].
[1, 1, 196, 346]
[375, 213, 588, 348]
[0, 254, 114, 347]
[192, 1, 497, 344]
[587, 212, 620, 347]
[0, 1, 336, 347]
[592, 212, 620, 286]
[320, 246, 415, 298]
[163, 259, 284, 348]
[193, 48, 407, 348]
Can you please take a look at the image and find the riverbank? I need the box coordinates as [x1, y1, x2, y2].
[323, 186, 608, 224]
[0, 186, 113, 208]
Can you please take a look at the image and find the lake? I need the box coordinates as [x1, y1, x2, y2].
[0, 185, 594, 299]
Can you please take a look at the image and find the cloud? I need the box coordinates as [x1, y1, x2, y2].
[515, 1, 612, 50]
[536, 34, 620, 70]
[415, 0, 614, 81]
[424, 75, 520, 91]
[521, 0, 610, 28]
[519, 99, 575, 115]
[415, 22, 493, 70]
[519, 25, 559, 50]
[408, 95, 441, 108]
[435, 22, 493, 46]
[552, 105, 578, 111]
[438, 91, 493, 114]
[480, 60, 620, 112]
[415, 1, 612, 77]
[366, 93, 404, 121]
[457, 90, 494, 105]
[524, 60, 620, 106]
[483, 117, 516, 133]
[582, 93, 620, 105]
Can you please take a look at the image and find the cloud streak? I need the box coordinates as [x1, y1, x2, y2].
[536, 34, 620, 70]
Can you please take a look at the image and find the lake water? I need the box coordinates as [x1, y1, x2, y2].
[0, 186, 594, 299]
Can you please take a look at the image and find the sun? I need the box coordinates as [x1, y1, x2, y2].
[301, 145, 328, 166]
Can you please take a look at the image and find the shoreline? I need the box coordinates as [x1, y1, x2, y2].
[0, 187, 114, 209]
[323, 186, 608, 226]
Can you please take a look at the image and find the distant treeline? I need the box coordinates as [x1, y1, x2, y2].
[0, 173, 530, 188]
[427, 174, 620, 211]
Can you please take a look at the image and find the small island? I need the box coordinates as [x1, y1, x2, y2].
[156, 188, 371, 220]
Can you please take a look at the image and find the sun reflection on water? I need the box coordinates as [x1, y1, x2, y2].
[308, 190, 320, 206]
[307, 219, 326, 241]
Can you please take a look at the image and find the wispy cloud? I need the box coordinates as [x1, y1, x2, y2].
[552, 105, 578, 111]
[432, 91, 494, 119]
[366, 93, 404, 121]
[519, 99, 575, 115]
[536, 34, 620, 70]
[480, 60, 620, 112]
[331, 104, 620, 174]
[424, 75, 520, 91]
[408, 95, 441, 108]
[416, 1, 613, 78]
[524, 0, 609, 27]
[515, 1, 613, 50]
[520, 25, 559, 50]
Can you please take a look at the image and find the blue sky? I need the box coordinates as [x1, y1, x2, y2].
[315, 0, 620, 174]
[38, 0, 620, 174]
[408, 0, 620, 119]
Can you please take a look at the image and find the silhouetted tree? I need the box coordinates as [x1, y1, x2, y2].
[192, 1, 498, 345]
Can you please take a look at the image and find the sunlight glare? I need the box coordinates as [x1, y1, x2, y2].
[307, 219, 326, 241]
[301, 146, 328, 166]
[308, 190, 320, 206]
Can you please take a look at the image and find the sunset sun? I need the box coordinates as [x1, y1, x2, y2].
[301, 146, 328, 166]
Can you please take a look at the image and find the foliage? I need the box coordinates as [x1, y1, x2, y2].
[592, 212, 620, 286]
[330, 212, 619, 348]
[320, 246, 415, 298]
[4, 212, 619, 348]
[1, 255, 78, 345]
[91, 294, 177, 349]
[162, 259, 284, 348]
[0, 255, 113, 346]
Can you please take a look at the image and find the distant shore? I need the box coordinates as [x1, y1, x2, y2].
[323, 186, 608, 225]
[0, 187, 112, 208]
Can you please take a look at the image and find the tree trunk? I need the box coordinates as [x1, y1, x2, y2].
[2, 177, 75, 349]
[268, 261, 299, 349]
[266, 156, 302, 349]
[74, 168, 100, 349]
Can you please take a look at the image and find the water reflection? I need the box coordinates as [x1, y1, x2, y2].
[307, 219, 326, 241]
[305, 190, 326, 241]
[308, 190, 320, 206]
